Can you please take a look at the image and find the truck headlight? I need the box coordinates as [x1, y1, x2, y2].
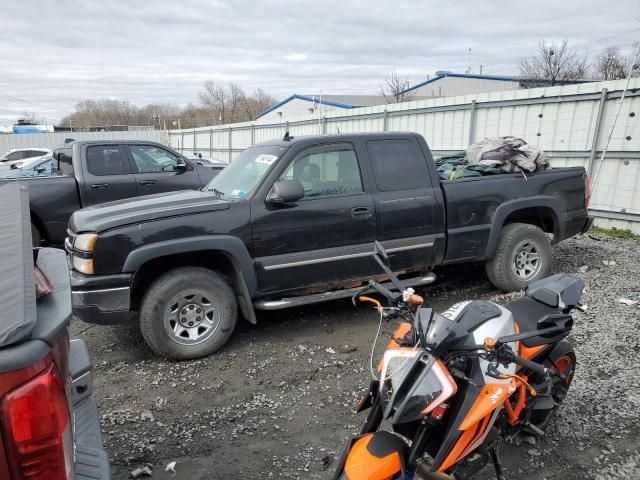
[72, 256, 94, 275]
[72, 233, 97, 274]
[73, 233, 98, 252]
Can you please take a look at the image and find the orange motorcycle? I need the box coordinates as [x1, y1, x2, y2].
[333, 242, 583, 480]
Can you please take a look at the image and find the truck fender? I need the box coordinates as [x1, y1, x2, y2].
[485, 196, 562, 259]
[123, 235, 257, 324]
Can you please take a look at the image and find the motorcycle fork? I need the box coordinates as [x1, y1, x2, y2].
[359, 394, 383, 434]
[405, 420, 431, 475]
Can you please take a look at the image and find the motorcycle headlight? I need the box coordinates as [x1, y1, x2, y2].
[73, 233, 98, 252]
[380, 351, 457, 424]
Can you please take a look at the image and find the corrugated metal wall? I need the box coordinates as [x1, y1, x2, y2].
[168, 78, 640, 232]
[0, 130, 167, 153]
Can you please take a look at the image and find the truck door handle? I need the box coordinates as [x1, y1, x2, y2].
[139, 180, 157, 185]
[91, 183, 109, 189]
[351, 206, 373, 219]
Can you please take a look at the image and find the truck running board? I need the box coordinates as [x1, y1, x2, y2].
[253, 273, 436, 311]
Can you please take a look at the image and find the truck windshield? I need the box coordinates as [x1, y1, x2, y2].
[204, 145, 287, 199]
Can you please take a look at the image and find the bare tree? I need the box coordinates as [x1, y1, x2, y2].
[58, 83, 277, 131]
[519, 40, 589, 85]
[198, 81, 228, 124]
[227, 83, 246, 123]
[240, 88, 277, 120]
[253, 88, 276, 113]
[379, 68, 415, 103]
[595, 47, 629, 80]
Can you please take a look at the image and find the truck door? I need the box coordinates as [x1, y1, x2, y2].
[81, 144, 139, 206]
[126, 144, 201, 195]
[366, 138, 444, 272]
[251, 143, 377, 294]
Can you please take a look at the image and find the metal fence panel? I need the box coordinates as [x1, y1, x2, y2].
[0, 130, 167, 153]
[167, 78, 640, 232]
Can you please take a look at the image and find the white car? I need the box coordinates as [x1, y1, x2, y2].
[0, 148, 52, 171]
[187, 153, 228, 166]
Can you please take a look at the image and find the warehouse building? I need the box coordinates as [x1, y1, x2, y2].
[402, 71, 522, 97]
[256, 72, 593, 122]
[256, 94, 390, 122]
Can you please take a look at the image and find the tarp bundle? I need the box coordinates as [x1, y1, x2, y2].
[466, 136, 550, 173]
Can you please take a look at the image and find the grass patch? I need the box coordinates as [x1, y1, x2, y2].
[590, 226, 640, 241]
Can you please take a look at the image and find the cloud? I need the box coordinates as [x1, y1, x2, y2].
[0, 0, 638, 123]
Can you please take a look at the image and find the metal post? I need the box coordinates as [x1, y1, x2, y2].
[322, 117, 327, 135]
[193, 129, 196, 154]
[228, 127, 233, 163]
[383, 109, 389, 132]
[251, 124, 255, 146]
[180, 130, 185, 154]
[587, 88, 608, 175]
[209, 128, 213, 158]
[468, 100, 477, 146]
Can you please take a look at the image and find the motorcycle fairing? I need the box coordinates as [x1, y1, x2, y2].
[335, 432, 407, 480]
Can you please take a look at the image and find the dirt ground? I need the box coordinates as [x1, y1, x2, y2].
[72, 234, 640, 480]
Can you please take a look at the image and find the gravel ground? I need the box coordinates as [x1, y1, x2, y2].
[71, 234, 640, 480]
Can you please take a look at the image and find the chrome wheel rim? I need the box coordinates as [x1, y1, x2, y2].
[163, 290, 220, 345]
[511, 240, 542, 281]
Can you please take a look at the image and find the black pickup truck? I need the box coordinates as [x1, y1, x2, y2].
[2, 140, 222, 245]
[66, 132, 592, 359]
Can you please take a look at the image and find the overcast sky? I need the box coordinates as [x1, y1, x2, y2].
[1, 0, 639, 124]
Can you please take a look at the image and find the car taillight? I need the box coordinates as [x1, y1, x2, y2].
[1, 365, 73, 480]
[584, 174, 591, 208]
[34, 264, 55, 299]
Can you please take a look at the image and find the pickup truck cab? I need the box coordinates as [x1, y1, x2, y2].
[67, 132, 592, 359]
[2, 140, 222, 246]
[0, 183, 110, 479]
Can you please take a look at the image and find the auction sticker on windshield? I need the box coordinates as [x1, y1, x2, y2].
[255, 154, 277, 165]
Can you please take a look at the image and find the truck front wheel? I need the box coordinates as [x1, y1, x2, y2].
[485, 223, 552, 292]
[139, 267, 237, 360]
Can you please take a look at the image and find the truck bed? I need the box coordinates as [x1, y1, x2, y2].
[441, 166, 588, 264]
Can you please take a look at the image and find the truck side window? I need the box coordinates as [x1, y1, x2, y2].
[86, 146, 127, 176]
[130, 145, 182, 173]
[367, 139, 429, 191]
[279, 146, 363, 198]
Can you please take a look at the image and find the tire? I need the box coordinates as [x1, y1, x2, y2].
[485, 222, 552, 292]
[531, 340, 576, 426]
[139, 267, 237, 360]
[31, 222, 42, 247]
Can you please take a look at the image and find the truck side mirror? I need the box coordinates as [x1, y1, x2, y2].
[267, 180, 304, 204]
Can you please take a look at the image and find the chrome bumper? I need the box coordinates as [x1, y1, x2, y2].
[71, 286, 130, 312]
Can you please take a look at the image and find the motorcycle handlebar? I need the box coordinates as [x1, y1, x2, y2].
[502, 349, 547, 375]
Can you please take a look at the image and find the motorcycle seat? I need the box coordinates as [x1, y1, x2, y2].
[504, 296, 559, 347]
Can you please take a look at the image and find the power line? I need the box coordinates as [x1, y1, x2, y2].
[572, 28, 640, 51]
[0, 90, 68, 113]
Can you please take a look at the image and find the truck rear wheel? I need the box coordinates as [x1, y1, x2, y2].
[139, 267, 237, 360]
[485, 222, 552, 292]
